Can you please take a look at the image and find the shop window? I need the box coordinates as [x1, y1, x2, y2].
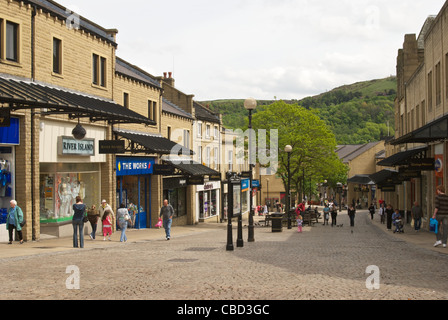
[40, 163, 100, 223]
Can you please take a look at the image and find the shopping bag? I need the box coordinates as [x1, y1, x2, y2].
[430, 218, 439, 234]
[155, 218, 163, 229]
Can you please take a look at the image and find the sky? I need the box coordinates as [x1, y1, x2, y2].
[57, 0, 447, 101]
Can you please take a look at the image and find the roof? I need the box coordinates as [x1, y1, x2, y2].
[163, 99, 194, 120]
[337, 142, 383, 163]
[115, 130, 193, 156]
[115, 58, 162, 90]
[194, 102, 220, 124]
[0, 76, 154, 125]
[25, 0, 118, 47]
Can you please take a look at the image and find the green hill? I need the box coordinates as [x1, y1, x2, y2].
[201, 76, 397, 144]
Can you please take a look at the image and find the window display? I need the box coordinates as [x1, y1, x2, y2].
[40, 163, 100, 223]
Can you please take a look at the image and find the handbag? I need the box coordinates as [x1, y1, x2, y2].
[430, 218, 439, 234]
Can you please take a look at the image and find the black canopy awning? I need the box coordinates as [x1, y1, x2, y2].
[347, 175, 375, 185]
[114, 130, 193, 155]
[0, 76, 155, 125]
[390, 115, 448, 145]
[163, 158, 220, 177]
[377, 146, 428, 167]
[370, 169, 399, 186]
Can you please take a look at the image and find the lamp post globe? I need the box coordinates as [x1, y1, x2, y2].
[244, 97, 257, 111]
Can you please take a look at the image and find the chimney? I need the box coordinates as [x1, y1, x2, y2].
[162, 72, 175, 87]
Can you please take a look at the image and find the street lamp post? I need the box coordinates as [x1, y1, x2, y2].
[245, 98, 257, 243]
[285, 145, 293, 229]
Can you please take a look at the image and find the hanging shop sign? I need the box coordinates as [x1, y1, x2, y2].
[116, 157, 155, 176]
[99, 140, 125, 154]
[58, 136, 95, 156]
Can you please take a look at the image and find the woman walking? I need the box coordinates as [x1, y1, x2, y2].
[117, 203, 129, 242]
[348, 204, 356, 227]
[6, 200, 24, 245]
[72, 196, 87, 248]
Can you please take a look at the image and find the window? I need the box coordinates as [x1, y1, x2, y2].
[5, 21, 18, 62]
[206, 147, 211, 167]
[228, 150, 233, 171]
[214, 147, 219, 170]
[428, 71, 433, 112]
[436, 62, 441, 106]
[53, 38, 62, 74]
[148, 100, 157, 122]
[167, 126, 171, 140]
[198, 146, 202, 164]
[206, 124, 211, 138]
[123, 92, 129, 109]
[214, 126, 219, 139]
[92, 54, 106, 87]
[198, 123, 202, 138]
[183, 130, 190, 150]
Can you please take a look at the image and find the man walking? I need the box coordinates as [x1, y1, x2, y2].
[411, 201, 423, 232]
[433, 186, 448, 248]
[160, 199, 174, 240]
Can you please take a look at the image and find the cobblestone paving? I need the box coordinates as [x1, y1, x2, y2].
[1, 211, 448, 300]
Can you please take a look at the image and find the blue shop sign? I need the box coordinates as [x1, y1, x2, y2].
[241, 179, 250, 192]
[116, 157, 155, 176]
[0, 118, 19, 145]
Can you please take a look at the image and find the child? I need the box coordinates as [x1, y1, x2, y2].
[323, 205, 330, 226]
[297, 215, 303, 233]
[102, 209, 113, 241]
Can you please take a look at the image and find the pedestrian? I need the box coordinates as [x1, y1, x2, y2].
[263, 204, 268, 216]
[100, 200, 115, 232]
[160, 199, 174, 240]
[72, 196, 87, 248]
[87, 205, 100, 240]
[297, 215, 303, 233]
[385, 204, 394, 231]
[323, 204, 330, 226]
[392, 209, 402, 233]
[102, 209, 113, 241]
[348, 204, 356, 227]
[117, 203, 129, 243]
[411, 201, 423, 232]
[433, 185, 448, 248]
[331, 205, 338, 227]
[378, 202, 386, 224]
[369, 203, 375, 220]
[6, 200, 24, 245]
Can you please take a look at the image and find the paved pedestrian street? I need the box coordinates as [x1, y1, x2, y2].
[1, 211, 448, 301]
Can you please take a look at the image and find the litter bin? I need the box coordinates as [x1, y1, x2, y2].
[271, 213, 283, 232]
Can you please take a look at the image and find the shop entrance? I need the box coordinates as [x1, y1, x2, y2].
[116, 157, 155, 229]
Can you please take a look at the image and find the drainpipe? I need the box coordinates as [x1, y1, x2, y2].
[30, 5, 37, 241]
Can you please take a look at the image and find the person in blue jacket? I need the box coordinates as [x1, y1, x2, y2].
[6, 200, 24, 245]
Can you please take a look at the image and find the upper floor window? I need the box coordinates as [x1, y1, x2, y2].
[198, 122, 202, 138]
[53, 37, 62, 74]
[123, 92, 129, 109]
[92, 53, 106, 87]
[206, 124, 210, 138]
[148, 100, 157, 123]
[5, 21, 18, 62]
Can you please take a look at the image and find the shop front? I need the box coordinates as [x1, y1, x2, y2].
[0, 117, 19, 242]
[163, 177, 188, 224]
[197, 180, 221, 222]
[39, 120, 107, 238]
[116, 156, 155, 229]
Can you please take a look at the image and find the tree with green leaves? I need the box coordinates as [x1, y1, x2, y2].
[251, 101, 348, 201]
